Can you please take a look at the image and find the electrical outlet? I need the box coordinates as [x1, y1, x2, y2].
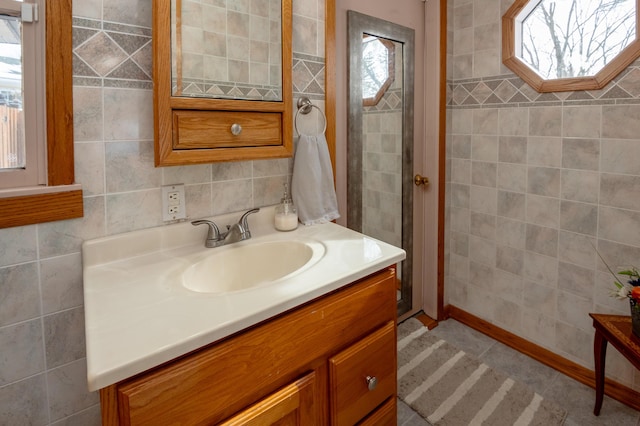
[162, 184, 186, 221]
[168, 191, 180, 204]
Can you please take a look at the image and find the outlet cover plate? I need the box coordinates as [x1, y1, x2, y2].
[162, 184, 186, 221]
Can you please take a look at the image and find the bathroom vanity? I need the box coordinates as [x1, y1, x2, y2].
[83, 207, 405, 425]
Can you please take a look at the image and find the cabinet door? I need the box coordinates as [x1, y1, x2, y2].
[219, 372, 316, 426]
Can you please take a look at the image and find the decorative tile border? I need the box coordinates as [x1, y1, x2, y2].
[293, 53, 325, 98]
[72, 16, 325, 100]
[448, 60, 640, 108]
[72, 18, 152, 88]
[173, 80, 282, 101]
[172, 53, 326, 101]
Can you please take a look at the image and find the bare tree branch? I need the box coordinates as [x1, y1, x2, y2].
[520, 0, 635, 79]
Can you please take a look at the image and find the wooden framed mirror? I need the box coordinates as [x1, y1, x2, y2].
[503, 0, 640, 92]
[153, 0, 293, 166]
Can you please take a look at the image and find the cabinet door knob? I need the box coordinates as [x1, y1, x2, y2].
[231, 123, 242, 135]
[366, 375, 377, 391]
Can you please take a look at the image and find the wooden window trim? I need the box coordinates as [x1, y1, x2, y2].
[0, 0, 83, 229]
[502, 0, 640, 92]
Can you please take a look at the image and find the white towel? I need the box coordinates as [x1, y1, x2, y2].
[291, 133, 340, 225]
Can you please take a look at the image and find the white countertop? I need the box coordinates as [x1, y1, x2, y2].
[82, 206, 406, 391]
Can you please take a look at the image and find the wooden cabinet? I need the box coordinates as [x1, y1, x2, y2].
[152, 0, 293, 166]
[100, 267, 397, 425]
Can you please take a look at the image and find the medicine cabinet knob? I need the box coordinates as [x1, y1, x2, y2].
[231, 123, 242, 136]
[366, 375, 377, 391]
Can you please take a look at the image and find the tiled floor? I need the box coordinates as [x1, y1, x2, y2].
[397, 317, 640, 426]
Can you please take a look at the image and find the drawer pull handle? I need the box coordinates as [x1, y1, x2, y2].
[231, 123, 242, 135]
[366, 375, 377, 391]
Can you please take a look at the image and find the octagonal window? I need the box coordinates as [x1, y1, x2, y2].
[503, 0, 640, 92]
[362, 35, 395, 106]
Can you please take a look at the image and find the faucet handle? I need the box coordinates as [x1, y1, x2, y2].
[191, 220, 223, 247]
[238, 208, 260, 237]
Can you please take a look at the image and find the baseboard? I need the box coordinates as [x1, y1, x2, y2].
[415, 312, 438, 330]
[445, 304, 640, 412]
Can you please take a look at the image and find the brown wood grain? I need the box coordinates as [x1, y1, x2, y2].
[153, 0, 294, 166]
[102, 269, 397, 425]
[173, 110, 282, 149]
[45, 0, 74, 186]
[415, 312, 438, 330]
[358, 397, 396, 426]
[329, 321, 396, 426]
[325, 0, 337, 177]
[219, 372, 316, 426]
[1, 0, 82, 229]
[502, 0, 640, 92]
[99, 386, 119, 426]
[0, 190, 83, 229]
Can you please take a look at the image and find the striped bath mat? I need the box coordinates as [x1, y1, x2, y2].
[398, 318, 567, 425]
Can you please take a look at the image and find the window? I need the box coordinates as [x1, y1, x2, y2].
[520, 0, 635, 80]
[0, 0, 82, 228]
[361, 35, 395, 106]
[0, 0, 45, 189]
[503, 0, 640, 92]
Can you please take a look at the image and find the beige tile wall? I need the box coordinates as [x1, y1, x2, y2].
[0, 0, 327, 424]
[446, 0, 640, 391]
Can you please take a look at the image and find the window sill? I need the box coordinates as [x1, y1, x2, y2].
[0, 185, 84, 228]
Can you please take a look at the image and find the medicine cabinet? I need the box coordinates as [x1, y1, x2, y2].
[153, 0, 293, 165]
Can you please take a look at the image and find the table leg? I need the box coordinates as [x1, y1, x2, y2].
[593, 330, 607, 416]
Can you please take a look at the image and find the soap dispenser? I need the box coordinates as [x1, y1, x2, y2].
[274, 183, 298, 231]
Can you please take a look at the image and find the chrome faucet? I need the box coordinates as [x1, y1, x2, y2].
[192, 208, 260, 248]
[191, 219, 223, 248]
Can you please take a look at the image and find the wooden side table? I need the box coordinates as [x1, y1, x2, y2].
[589, 314, 640, 415]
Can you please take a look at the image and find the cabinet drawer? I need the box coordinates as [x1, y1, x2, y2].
[329, 321, 397, 426]
[358, 397, 396, 426]
[173, 110, 282, 149]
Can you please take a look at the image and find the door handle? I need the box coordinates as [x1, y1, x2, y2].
[414, 174, 429, 187]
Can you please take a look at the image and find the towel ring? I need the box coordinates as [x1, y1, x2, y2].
[295, 97, 327, 136]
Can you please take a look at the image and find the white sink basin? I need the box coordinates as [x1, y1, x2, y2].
[182, 240, 324, 293]
[83, 205, 407, 390]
